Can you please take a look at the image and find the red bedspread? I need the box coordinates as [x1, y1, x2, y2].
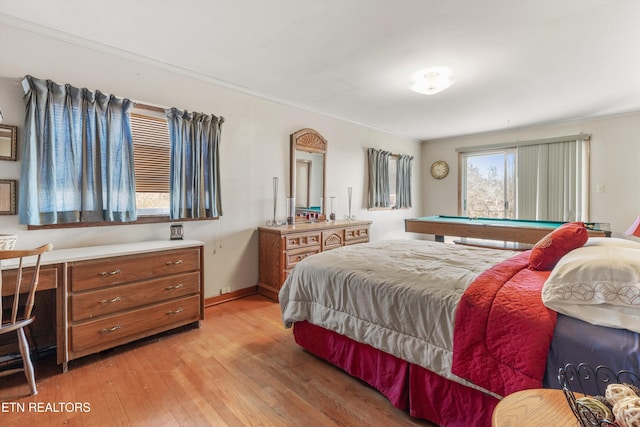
[451, 251, 557, 397]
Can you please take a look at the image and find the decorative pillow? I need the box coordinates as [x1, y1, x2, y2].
[529, 222, 588, 271]
[541, 244, 640, 333]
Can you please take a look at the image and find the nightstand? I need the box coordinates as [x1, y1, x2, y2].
[492, 388, 577, 426]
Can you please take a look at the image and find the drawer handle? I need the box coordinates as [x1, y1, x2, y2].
[165, 283, 184, 290]
[165, 259, 184, 266]
[166, 308, 184, 316]
[99, 296, 122, 304]
[100, 325, 121, 334]
[98, 269, 121, 277]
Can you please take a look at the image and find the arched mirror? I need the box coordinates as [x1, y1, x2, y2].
[290, 128, 326, 222]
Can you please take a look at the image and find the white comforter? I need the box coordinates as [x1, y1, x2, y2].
[279, 239, 517, 389]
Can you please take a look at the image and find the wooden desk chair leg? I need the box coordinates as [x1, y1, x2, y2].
[16, 327, 37, 395]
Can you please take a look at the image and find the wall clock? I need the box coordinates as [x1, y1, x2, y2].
[430, 161, 449, 179]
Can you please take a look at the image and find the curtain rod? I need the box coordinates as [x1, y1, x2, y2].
[369, 147, 412, 158]
[133, 102, 166, 113]
[455, 133, 591, 153]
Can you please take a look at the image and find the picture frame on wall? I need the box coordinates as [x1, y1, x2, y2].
[0, 124, 17, 161]
[0, 180, 17, 215]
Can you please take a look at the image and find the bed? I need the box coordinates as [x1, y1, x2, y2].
[279, 223, 640, 427]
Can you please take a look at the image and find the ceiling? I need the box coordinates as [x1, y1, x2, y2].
[1, 0, 640, 141]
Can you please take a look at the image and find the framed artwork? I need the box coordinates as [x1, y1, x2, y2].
[0, 180, 17, 215]
[0, 124, 17, 161]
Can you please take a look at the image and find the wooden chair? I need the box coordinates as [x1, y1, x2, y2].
[0, 243, 53, 395]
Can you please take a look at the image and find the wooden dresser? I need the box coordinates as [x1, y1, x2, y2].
[1, 240, 204, 371]
[67, 246, 202, 364]
[258, 220, 372, 300]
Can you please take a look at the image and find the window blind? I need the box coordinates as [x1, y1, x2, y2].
[131, 113, 170, 193]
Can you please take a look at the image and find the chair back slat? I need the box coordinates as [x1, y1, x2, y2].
[10, 258, 25, 324]
[0, 244, 53, 328]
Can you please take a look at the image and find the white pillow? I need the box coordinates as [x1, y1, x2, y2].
[542, 243, 640, 333]
[585, 237, 640, 249]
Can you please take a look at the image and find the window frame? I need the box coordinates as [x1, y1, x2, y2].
[459, 149, 516, 218]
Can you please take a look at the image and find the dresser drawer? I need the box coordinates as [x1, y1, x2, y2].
[345, 226, 369, 243]
[285, 247, 321, 269]
[70, 271, 200, 321]
[284, 232, 321, 250]
[69, 248, 200, 292]
[70, 294, 200, 354]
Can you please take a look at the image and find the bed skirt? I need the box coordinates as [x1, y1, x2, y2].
[293, 321, 499, 427]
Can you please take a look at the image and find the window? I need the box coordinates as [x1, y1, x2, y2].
[461, 150, 516, 218]
[21, 76, 223, 229]
[367, 148, 413, 209]
[130, 109, 171, 216]
[458, 135, 589, 222]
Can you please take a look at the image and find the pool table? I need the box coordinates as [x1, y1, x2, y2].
[405, 215, 610, 245]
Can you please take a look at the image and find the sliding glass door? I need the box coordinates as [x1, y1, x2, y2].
[461, 150, 516, 219]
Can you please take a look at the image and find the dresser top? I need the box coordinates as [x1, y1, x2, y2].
[258, 219, 371, 235]
[1, 239, 204, 269]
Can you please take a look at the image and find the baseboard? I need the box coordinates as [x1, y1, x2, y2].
[204, 285, 259, 307]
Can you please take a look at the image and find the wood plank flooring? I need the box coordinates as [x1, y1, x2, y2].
[1, 295, 436, 426]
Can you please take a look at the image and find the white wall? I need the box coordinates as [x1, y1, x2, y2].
[0, 23, 422, 298]
[421, 112, 640, 237]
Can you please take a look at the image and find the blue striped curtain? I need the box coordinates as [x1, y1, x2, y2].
[396, 154, 413, 208]
[19, 76, 136, 225]
[166, 108, 224, 220]
[367, 148, 391, 208]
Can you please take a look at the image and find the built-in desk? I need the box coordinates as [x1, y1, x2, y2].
[1, 265, 60, 362]
[1, 240, 204, 372]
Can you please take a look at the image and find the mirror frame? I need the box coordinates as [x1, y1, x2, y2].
[290, 128, 327, 221]
[0, 124, 17, 161]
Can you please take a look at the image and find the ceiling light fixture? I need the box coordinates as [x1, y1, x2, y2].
[410, 67, 456, 95]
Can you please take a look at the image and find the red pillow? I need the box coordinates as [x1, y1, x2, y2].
[529, 222, 588, 271]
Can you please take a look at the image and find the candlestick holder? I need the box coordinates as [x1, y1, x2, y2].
[266, 177, 286, 226]
[287, 197, 295, 225]
[329, 196, 336, 221]
[344, 187, 356, 221]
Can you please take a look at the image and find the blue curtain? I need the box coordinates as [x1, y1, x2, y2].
[166, 108, 224, 220]
[19, 76, 136, 225]
[367, 148, 391, 208]
[396, 154, 413, 208]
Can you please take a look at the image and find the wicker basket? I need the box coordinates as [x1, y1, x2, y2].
[559, 363, 640, 426]
[0, 234, 17, 251]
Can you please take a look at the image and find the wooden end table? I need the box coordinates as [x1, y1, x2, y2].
[492, 388, 578, 426]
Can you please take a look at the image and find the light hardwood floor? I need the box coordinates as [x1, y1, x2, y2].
[1, 295, 436, 426]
